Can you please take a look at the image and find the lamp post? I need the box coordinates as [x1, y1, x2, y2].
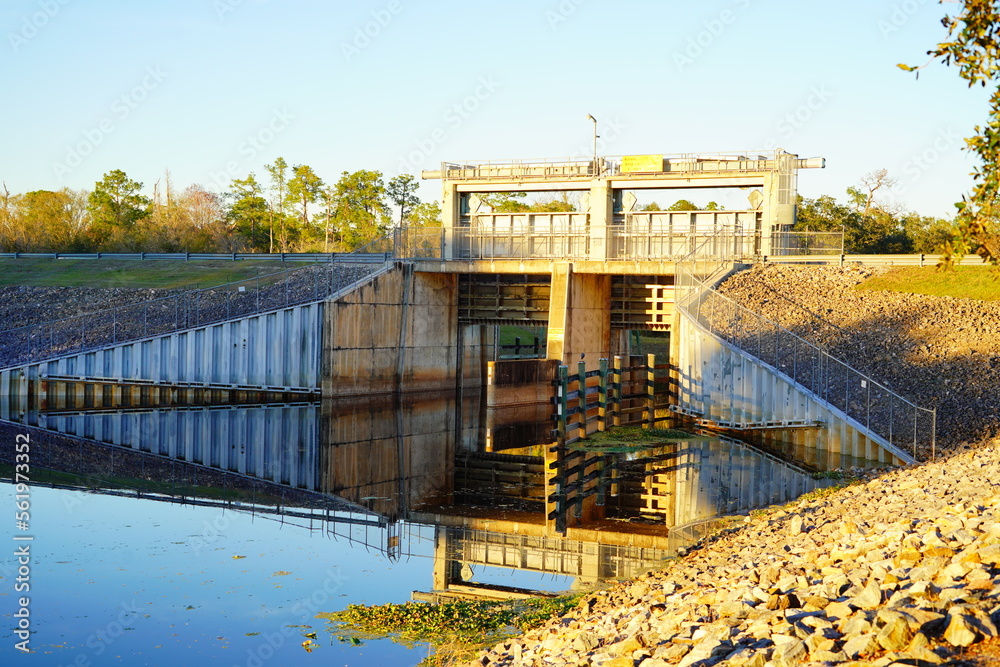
[586, 113, 599, 174]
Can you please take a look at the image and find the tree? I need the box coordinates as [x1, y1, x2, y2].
[286, 164, 324, 230]
[667, 199, 699, 211]
[179, 185, 229, 251]
[318, 184, 338, 252]
[529, 193, 576, 212]
[853, 169, 896, 218]
[0, 182, 13, 249]
[903, 213, 955, 253]
[903, 1, 1000, 266]
[86, 169, 151, 249]
[332, 170, 390, 248]
[641, 202, 662, 212]
[226, 174, 270, 252]
[265, 157, 292, 252]
[480, 192, 529, 212]
[6, 189, 89, 251]
[386, 174, 420, 225]
[408, 201, 442, 228]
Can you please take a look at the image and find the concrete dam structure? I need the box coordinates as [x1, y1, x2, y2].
[1, 150, 935, 508]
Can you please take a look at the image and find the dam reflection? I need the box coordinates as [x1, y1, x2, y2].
[2, 391, 851, 596]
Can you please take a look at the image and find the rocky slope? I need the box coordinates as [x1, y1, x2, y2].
[470, 265, 1000, 667]
[471, 441, 1000, 667]
[0, 263, 379, 366]
[711, 264, 1000, 450]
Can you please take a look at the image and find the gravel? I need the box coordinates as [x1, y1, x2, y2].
[706, 264, 1000, 452]
[471, 437, 1000, 667]
[0, 263, 382, 367]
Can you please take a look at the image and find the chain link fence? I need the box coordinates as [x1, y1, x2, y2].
[675, 232, 935, 461]
[0, 262, 384, 368]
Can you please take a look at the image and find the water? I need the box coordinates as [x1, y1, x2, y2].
[0, 392, 876, 666]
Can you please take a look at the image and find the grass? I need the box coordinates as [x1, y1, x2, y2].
[572, 426, 699, 452]
[0, 259, 316, 289]
[497, 325, 546, 346]
[0, 463, 290, 505]
[855, 265, 1000, 301]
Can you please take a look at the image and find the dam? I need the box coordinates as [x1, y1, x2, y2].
[0, 149, 936, 543]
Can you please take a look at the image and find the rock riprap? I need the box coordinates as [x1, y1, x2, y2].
[0, 263, 379, 366]
[706, 264, 1000, 451]
[470, 442, 1000, 666]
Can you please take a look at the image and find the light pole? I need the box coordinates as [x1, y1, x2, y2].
[586, 114, 599, 174]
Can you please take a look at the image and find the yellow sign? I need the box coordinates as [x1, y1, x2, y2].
[549, 327, 564, 341]
[621, 155, 664, 173]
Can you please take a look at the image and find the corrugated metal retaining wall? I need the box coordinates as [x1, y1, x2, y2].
[656, 436, 822, 527]
[2, 303, 323, 414]
[29, 403, 320, 489]
[674, 309, 911, 466]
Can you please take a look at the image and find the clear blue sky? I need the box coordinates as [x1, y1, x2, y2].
[0, 0, 987, 218]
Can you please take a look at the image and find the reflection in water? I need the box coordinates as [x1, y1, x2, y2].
[2, 389, 868, 599]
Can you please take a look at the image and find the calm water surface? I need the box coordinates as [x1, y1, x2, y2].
[0, 393, 870, 666]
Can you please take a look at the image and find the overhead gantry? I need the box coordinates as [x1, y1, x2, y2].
[411, 150, 825, 367]
[420, 149, 825, 269]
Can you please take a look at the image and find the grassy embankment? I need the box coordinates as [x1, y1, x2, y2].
[855, 264, 1000, 301]
[0, 259, 315, 289]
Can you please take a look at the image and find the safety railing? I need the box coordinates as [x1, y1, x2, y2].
[0, 251, 391, 262]
[675, 232, 936, 460]
[385, 226, 763, 262]
[0, 261, 387, 368]
[769, 230, 844, 256]
[436, 150, 787, 180]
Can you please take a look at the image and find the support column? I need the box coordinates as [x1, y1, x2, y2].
[442, 183, 460, 260]
[588, 180, 613, 261]
[546, 263, 611, 370]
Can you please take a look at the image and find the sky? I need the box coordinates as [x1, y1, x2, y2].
[0, 0, 988, 218]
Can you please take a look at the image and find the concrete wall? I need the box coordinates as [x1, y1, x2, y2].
[319, 394, 471, 520]
[322, 265, 481, 396]
[546, 263, 611, 368]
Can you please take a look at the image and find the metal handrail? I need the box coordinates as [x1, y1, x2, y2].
[440, 150, 781, 169]
[675, 231, 936, 461]
[0, 251, 391, 262]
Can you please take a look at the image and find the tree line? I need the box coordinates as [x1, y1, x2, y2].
[793, 169, 955, 254]
[0, 162, 442, 253]
[0, 165, 960, 255]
